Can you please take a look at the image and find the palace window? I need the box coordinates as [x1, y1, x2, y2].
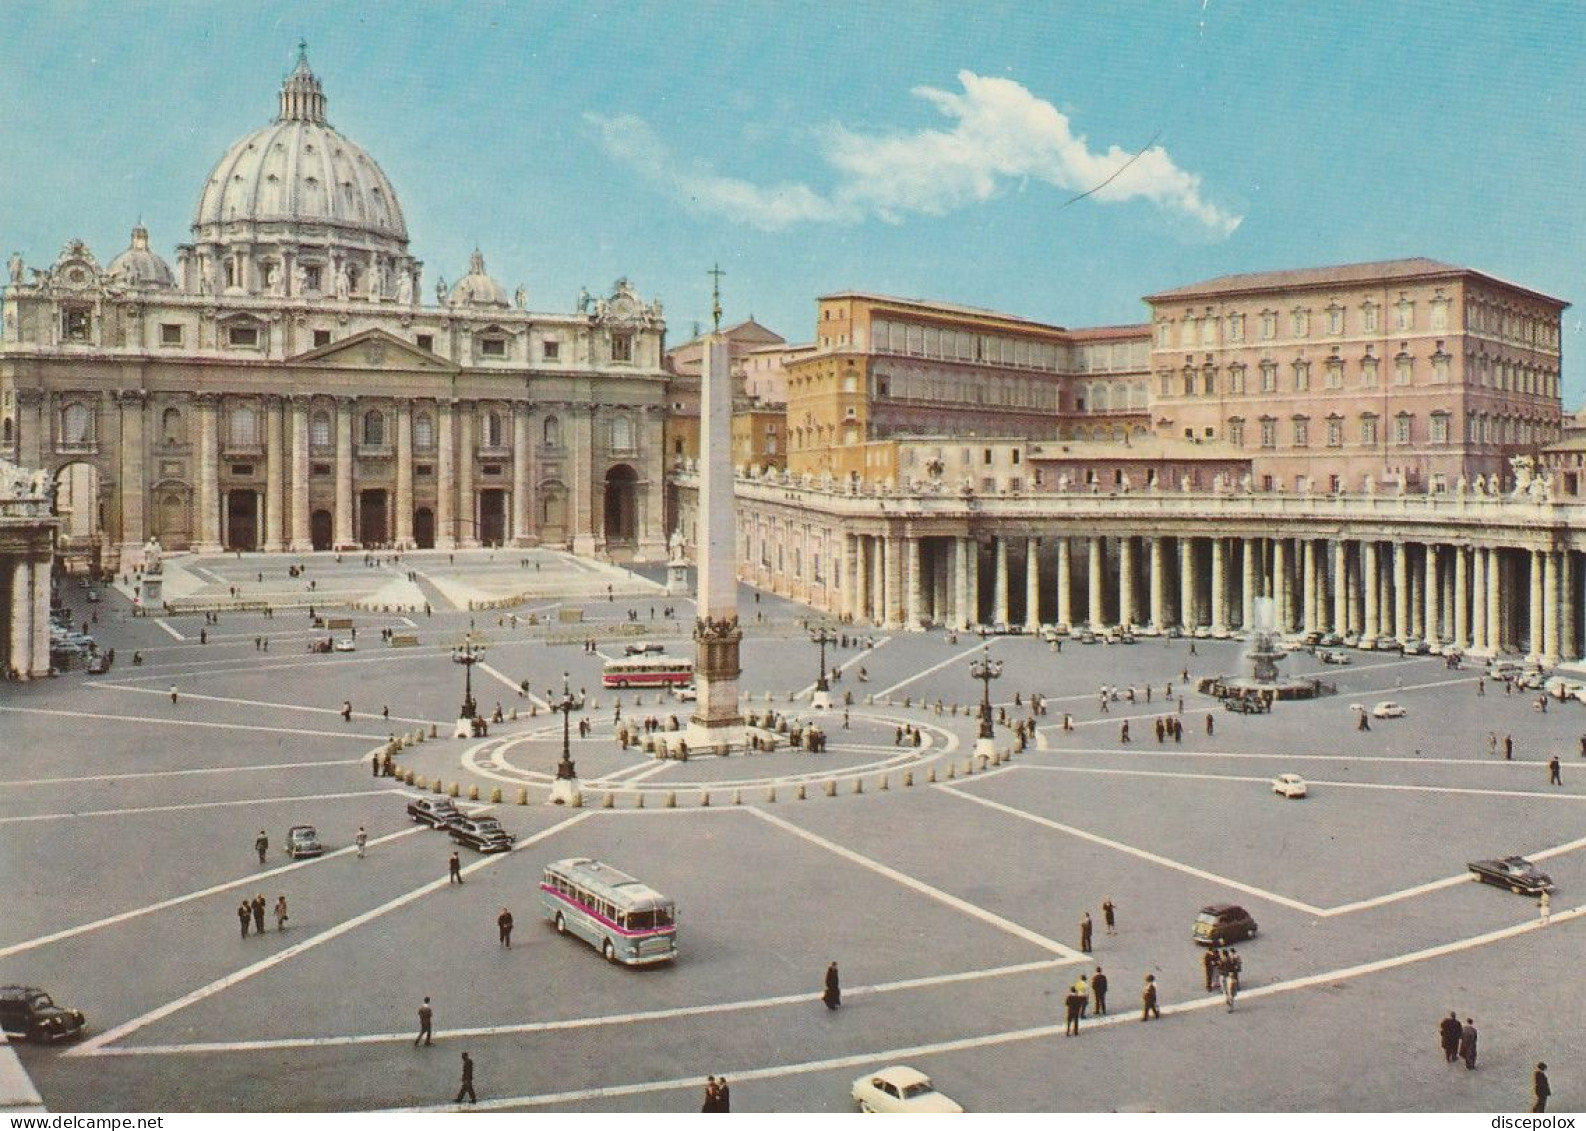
[611, 414, 633, 450]
[1228, 418, 1245, 446]
[228, 324, 260, 348]
[1395, 413, 1413, 446]
[362, 409, 385, 447]
[1430, 412, 1450, 445]
[1360, 355, 1379, 386]
[1326, 304, 1344, 335]
[60, 307, 92, 342]
[1228, 365, 1246, 395]
[416, 334, 434, 352]
[1325, 358, 1343, 389]
[1291, 308, 1310, 337]
[1292, 417, 1309, 447]
[480, 336, 506, 358]
[1395, 355, 1413, 385]
[1260, 310, 1277, 340]
[483, 410, 503, 448]
[542, 338, 560, 361]
[1227, 312, 1245, 342]
[1292, 360, 1310, 391]
[611, 332, 633, 363]
[161, 407, 183, 444]
[1260, 362, 1277, 393]
[1361, 302, 1379, 332]
[1395, 297, 1414, 331]
[414, 412, 434, 451]
[1326, 416, 1343, 448]
[228, 404, 258, 447]
[1360, 415, 1379, 446]
[1259, 417, 1277, 449]
[314, 330, 332, 348]
[310, 410, 332, 449]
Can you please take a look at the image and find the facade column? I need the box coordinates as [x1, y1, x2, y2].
[844, 534, 860, 622]
[1528, 549, 1546, 663]
[906, 537, 923, 630]
[1179, 537, 1197, 630]
[1057, 537, 1074, 630]
[993, 538, 1010, 626]
[1423, 545, 1440, 650]
[1455, 546, 1470, 649]
[1409, 552, 1423, 639]
[261, 397, 284, 551]
[1362, 541, 1380, 645]
[1486, 548, 1503, 653]
[1471, 548, 1489, 653]
[1332, 541, 1348, 635]
[395, 402, 414, 546]
[1241, 538, 1257, 630]
[290, 397, 310, 550]
[29, 559, 48, 678]
[1149, 537, 1165, 632]
[1392, 542, 1409, 645]
[436, 401, 455, 550]
[1272, 538, 1289, 631]
[511, 405, 530, 545]
[951, 537, 968, 629]
[1210, 537, 1227, 633]
[1025, 537, 1042, 632]
[965, 537, 980, 628]
[195, 394, 221, 552]
[570, 406, 596, 556]
[1301, 539, 1318, 635]
[1543, 549, 1561, 665]
[333, 398, 354, 548]
[457, 406, 476, 549]
[883, 535, 904, 629]
[1088, 535, 1105, 629]
[1118, 536, 1136, 629]
[117, 391, 147, 559]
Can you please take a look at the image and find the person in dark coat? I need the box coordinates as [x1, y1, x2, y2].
[1091, 967, 1108, 1015]
[255, 830, 268, 864]
[1079, 912, 1093, 953]
[251, 893, 266, 934]
[1102, 899, 1116, 935]
[1533, 1063, 1551, 1113]
[1439, 1011, 1463, 1063]
[1549, 755, 1562, 786]
[717, 1077, 731, 1112]
[1204, 947, 1221, 991]
[1063, 990, 1084, 1036]
[1141, 974, 1159, 1021]
[238, 901, 251, 938]
[455, 1051, 476, 1104]
[449, 852, 463, 884]
[701, 1076, 720, 1112]
[823, 961, 841, 1009]
[415, 997, 434, 1047]
[498, 908, 514, 948]
[1459, 1018, 1478, 1069]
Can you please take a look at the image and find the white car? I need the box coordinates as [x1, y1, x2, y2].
[852, 1067, 963, 1114]
[1272, 773, 1308, 799]
[671, 684, 697, 702]
[333, 638, 357, 652]
[1371, 700, 1406, 719]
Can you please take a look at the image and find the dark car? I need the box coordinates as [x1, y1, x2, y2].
[0, 985, 87, 1044]
[1468, 856, 1554, 896]
[285, 824, 324, 858]
[1193, 904, 1258, 946]
[624, 641, 666, 656]
[407, 797, 463, 829]
[448, 816, 515, 853]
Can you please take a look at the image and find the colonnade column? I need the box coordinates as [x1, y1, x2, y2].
[436, 401, 455, 550]
[993, 538, 1010, 626]
[511, 406, 529, 545]
[1535, 549, 1553, 664]
[1486, 549, 1503, 654]
[117, 391, 147, 557]
[1179, 537, 1197, 630]
[1149, 537, 1165, 633]
[195, 394, 221, 552]
[333, 398, 354, 548]
[1544, 549, 1562, 665]
[1471, 549, 1489, 653]
[965, 538, 980, 628]
[1057, 537, 1073, 630]
[1390, 543, 1408, 645]
[1362, 541, 1380, 645]
[884, 536, 904, 629]
[1423, 545, 1440, 650]
[290, 398, 310, 550]
[1561, 553, 1576, 662]
[1241, 538, 1257, 630]
[1210, 537, 1227, 633]
[844, 535, 861, 623]
[1025, 537, 1042, 632]
[1118, 536, 1136, 629]
[263, 397, 284, 551]
[395, 403, 414, 546]
[9, 561, 33, 678]
[906, 537, 923, 631]
[1301, 540, 1317, 635]
[1272, 538, 1289, 631]
[1332, 541, 1347, 636]
[457, 407, 476, 548]
[1454, 547, 1470, 649]
[953, 537, 970, 629]
[1088, 535, 1105, 630]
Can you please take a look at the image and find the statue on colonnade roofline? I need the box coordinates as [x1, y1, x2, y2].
[9, 252, 23, 284]
[1455, 475, 1468, 495]
[1509, 454, 1535, 497]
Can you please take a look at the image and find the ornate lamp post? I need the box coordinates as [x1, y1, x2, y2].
[548, 671, 583, 806]
[810, 624, 837, 709]
[451, 636, 485, 722]
[969, 651, 1003, 758]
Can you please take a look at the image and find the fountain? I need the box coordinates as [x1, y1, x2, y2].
[1200, 597, 1331, 705]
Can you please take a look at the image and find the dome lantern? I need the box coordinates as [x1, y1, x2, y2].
[278, 41, 328, 125]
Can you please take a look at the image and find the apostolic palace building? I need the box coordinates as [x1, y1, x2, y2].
[3, 46, 1583, 680]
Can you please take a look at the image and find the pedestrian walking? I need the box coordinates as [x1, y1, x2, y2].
[341, 700, 353, 722]
[1504, 734, 1513, 760]
[1439, 1011, 1462, 1063]
[498, 907, 514, 948]
[1533, 1063, 1551, 1113]
[1102, 898, 1116, 935]
[1119, 720, 1130, 743]
[251, 893, 266, 934]
[274, 894, 289, 931]
[1459, 1018, 1478, 1069]
[1538, 890, 1551, 925]
[238, 901, 251, 939]
[701, 1076, 721, 1112]
[170, 685, 179, 704]
[716, 1076, 731, 1113]
[1206, 712, 1214, 736]
[823, 961, 841, 1010]
[254, 829, 269, 863]
[1091, 966, 1108, 1015]
[415, 997, 434, 1046]
[455, 1051, 476, 1104]
[449, 852, 463, 884]
[1223, 968, 1238, 1011]
[1548, 755, 1562, 785]
[1079, 911, 1093, 953]
[1141, 974, 1160, 1021]
[1064, 988, 1084, 1036]
[356, 826, 367, 858]
[1204, 947, 1221, 991]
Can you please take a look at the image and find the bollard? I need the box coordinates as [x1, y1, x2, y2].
[570, 791, 583, 809]
[795, 783, 806, 800]
[405, 769, 416, 785]
[946, 763, 956, 780]
[903, 770, 913, 787]
[490, 787, 502, 804]
[732, 789, 742, 806]
[416, 775, 427, 790]
[904, 696, 911, 708]
[603, 792, 615, 808]
[415, 729, 426, 744]
[927, 767, 937, 783]
[788, 691, 796, 702]
[636, 792, 646, 809]
[879, 775, 889, 791]
[448, 781, 460, 797]
[700, 791, 710, 807]
[517, 787, 528, 806]
[468, 784, 480, 801]
[865, 694, 874, 705]
[510, 707, 518, 721]
[824, 779, 837, 797]
[665, 791, 677, 808]
[853, 778, 864, 795]
[434, 778, 445, 793]
[430, 723, 438, 739]
[766, 785, 777, 803]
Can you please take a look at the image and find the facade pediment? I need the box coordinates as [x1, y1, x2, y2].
[289, 328, 458, 373]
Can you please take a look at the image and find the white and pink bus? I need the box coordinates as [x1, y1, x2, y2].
[539, 857, 677, 965]
[601, 654, 694, 690]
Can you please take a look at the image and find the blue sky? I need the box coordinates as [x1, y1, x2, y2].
[4, 1, 1583, 396]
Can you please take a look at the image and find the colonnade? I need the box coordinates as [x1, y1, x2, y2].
[1, 553, 51, 679]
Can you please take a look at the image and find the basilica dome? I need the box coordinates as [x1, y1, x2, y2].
[447, 249, 510, 309]
[192, 48, 407, 245]
[107, 225, 175, 289]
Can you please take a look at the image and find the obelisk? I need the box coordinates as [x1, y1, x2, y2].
[687, 327, 744, 752]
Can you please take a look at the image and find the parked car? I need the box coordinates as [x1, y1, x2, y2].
[407, 796, 463, 829]
[1118, 630, 1137, 644]
[1319, 632, 1344, 647]
[85, 589, 100, 603]
[85, 653, 112, 675]
[1468, 856, 1554, 896]
[1318, 648, 1352, 665]
[1272, 773, 1308, 799]
[624, 640, 666, 656]
[1041, 625, 1067, 643]
[1193, 903, 1258, 945]
[851, 1067, 963, 1113]
[0, 985, 87, 1044]
[309, 638, 334, 654]
[672, 683, 698, 702]
[1371, 700, 1407, 719]
[1077, 630, 1097, 645]
[333, 638, 357, 652]
[448, 816, 516, 853]
[285, 824, 324, 858]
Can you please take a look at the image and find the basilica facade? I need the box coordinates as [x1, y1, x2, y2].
[0, 49, 670, 574]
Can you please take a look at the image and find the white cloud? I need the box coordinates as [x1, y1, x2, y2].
[588, 72, 1241, 236]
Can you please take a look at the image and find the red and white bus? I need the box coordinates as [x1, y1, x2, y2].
[602, 654, 694, 689]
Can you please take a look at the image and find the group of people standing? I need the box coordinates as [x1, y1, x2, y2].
[236, 893, 287, 937]
[1202, 946, 1243, 1009]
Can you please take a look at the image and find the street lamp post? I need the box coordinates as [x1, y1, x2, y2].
[969, 651, 1003, 759]
[810, 624, 837, 709]
[451, 636, 485, 721]
[548, 671, 583, 806]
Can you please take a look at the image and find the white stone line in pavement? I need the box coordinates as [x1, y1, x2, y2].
[0, 826, 427, 961]
[872, 637, 975, 700]
[0, 787, 408, 826]
[590, 761, 675, 787]
[746, 806, 1081, 958]
[91, 683, 439, 726]
[378, 901, 1586, 1113]
[0, 704, 389, 742]
[477, 661, 549, 709]
[101, 647, 460, 687]
[152, 619, 185, 641]
[82, 957, 1072, 1057]
[941, 783, 1328, 916]
[0, 757, 365, 789]
[1029, 743, 1562, 769]
[64, 811, 594, 1057]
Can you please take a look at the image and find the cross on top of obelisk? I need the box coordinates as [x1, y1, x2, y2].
[708, 263, 725, 332]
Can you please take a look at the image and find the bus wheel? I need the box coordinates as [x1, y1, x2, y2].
[603, 938, 616, 963]
[555, 912, 566, 935]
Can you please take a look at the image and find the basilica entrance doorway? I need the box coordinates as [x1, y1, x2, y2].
[603, 464, 637, 545]
[310, 509, 333, 551]
[225, 490, 259, 552]
[359, 489, 388, 547]
[413, 507, 435, 549]
[478, 489, 507, 547]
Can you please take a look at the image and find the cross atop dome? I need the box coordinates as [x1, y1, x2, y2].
[278, 40, 327, 124]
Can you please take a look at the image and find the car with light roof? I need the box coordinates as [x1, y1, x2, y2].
[448, 816, 515, 853]
[1371, 700, 1407, 719]
[1272, 773, 1308, 799]
[624, 640, 666, 656]
[407, 796, 463, 830]
[851, 1066, 963, 1113]
[0, 985, 86, 1044]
